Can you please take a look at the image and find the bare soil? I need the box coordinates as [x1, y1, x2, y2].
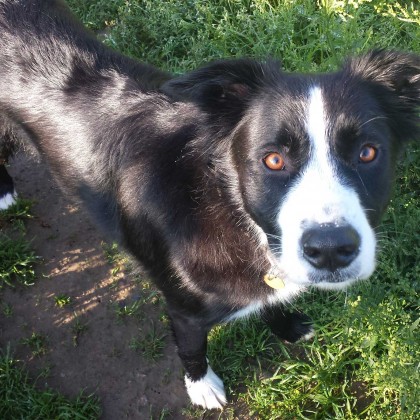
[0, 154, 195, 419]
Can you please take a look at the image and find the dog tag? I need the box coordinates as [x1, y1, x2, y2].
[264, 273, 285, 289]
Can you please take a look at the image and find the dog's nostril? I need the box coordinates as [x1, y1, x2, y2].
[304, 247, 321, 259]
[338, 245, 357, 257]
[301, 224, 361, 272]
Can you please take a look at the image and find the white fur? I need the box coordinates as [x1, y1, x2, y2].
[226, 301, 264, 321]
[0, 191, 17, 210]
[185, 365, 227, 409]
[226, 251, 306, 322]
[225, 283, 306, 322]
[301, 327, 316, 342]
[276, 87, 376, 289]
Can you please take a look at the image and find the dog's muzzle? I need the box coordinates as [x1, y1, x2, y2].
[301, 223, 361, 272]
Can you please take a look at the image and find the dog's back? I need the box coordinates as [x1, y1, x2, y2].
[0, 0, 172, 215]
[0, 0, 168, 90]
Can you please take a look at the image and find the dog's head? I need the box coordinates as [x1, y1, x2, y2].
[163, 50, 420, 290]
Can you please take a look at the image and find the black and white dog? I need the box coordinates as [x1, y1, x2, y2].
[1, 0, 419, 409]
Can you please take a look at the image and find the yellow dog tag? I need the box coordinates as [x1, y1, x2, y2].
[264, 273, 285, 289]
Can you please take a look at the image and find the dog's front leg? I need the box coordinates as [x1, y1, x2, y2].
[168, 308, 227, 409]
[261, 306, 315, 343]
[0, 162, 17, 210]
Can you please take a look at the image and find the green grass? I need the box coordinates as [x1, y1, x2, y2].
[71, 315, 89, 347]
[0, 199, 39, 289]
[0, 347, 100, 419]
[114, 298, 144, 321]
[20, 332, 49, 358]
[54, 294, 72, 307]
[67, 0, 419, 73]
[2, 0, 420, 418]
[129, 322, 167, 362]
[1, 200, 100, 416]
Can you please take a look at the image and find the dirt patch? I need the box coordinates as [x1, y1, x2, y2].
[0, 154, 192, 418]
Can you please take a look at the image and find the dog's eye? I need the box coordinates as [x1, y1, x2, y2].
[359, 145, 377, 163]
[263, 152, 285, 171]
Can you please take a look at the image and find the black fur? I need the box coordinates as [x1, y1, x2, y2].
[1, 0, 419, 407]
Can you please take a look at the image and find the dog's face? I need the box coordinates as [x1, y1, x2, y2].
[233, 82, 391, 289]
[164, 50, 420, 290]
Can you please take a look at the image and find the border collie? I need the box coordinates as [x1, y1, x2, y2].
[1, 0, 419, 410]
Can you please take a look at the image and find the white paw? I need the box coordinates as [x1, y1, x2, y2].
[300, 326, 315, 342]
[185, 365, 227, 409]
[0, 191, 17, 210]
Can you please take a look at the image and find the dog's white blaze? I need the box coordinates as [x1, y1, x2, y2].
[0, 191, 17, 210]
[185, 365, 227, 409]
[276, 86, 376, 288]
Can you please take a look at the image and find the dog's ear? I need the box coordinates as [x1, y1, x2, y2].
[162, 59, 280, 128]
[345, 50, 420, 142]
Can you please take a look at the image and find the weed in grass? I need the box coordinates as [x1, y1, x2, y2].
[1, 302, 13, 318]
[108, 277, 121, 290]
[54, 294, 72, 308]
[161, 368, 172, 386]
[102, 240, 122, 264]
[0, 198, 38, 288]
[37, 364, 52, 380]
[20, 332, 48, 357]
[159, 311, 169, 326]
[109, 346, 123, 359]
[150, 407, 173, 420]
[129, 323, 166, 362]
[102, 241, 128, 277]
[71, 315, 89, 347]
[0, 198, 33, 226]
[114, 298, 143, 321]
[0, 347, 100, 418]
[138, 280, 162, 305]
[0, 234, 39, 289]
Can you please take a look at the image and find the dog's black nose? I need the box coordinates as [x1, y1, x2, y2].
[301, 224, 360, 271]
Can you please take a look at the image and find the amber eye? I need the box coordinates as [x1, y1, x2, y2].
[359, 145, 377, 163]
[263, 152, 285, 171]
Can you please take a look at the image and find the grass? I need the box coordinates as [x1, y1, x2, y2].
[129, 322, 167, 362]
[67, 0, 419, 74]
[1, 0, 419, 418]
[1, 302, 13, 318]
[114, 298, 143, 321]
[54, 294, 72, 307]
[0, 199, 39, 289]
[20, 332, 49, 358]
[0, 234, 38, 288]
[71, 315, 89, 347]
[0, 347, 100, 419]
[101, 240, 126, 276]
[0, 200, 100, 414]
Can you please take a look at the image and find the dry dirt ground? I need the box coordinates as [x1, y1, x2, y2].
[0, 154, 198, 419]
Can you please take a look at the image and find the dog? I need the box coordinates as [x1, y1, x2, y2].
[0, 0, 419, 410]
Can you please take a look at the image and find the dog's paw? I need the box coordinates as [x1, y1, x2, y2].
[278, 312, 314, 343]
[0, 191, 17, 210]
[185, 365, 227, 410]
[263, 310, 314, 343]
